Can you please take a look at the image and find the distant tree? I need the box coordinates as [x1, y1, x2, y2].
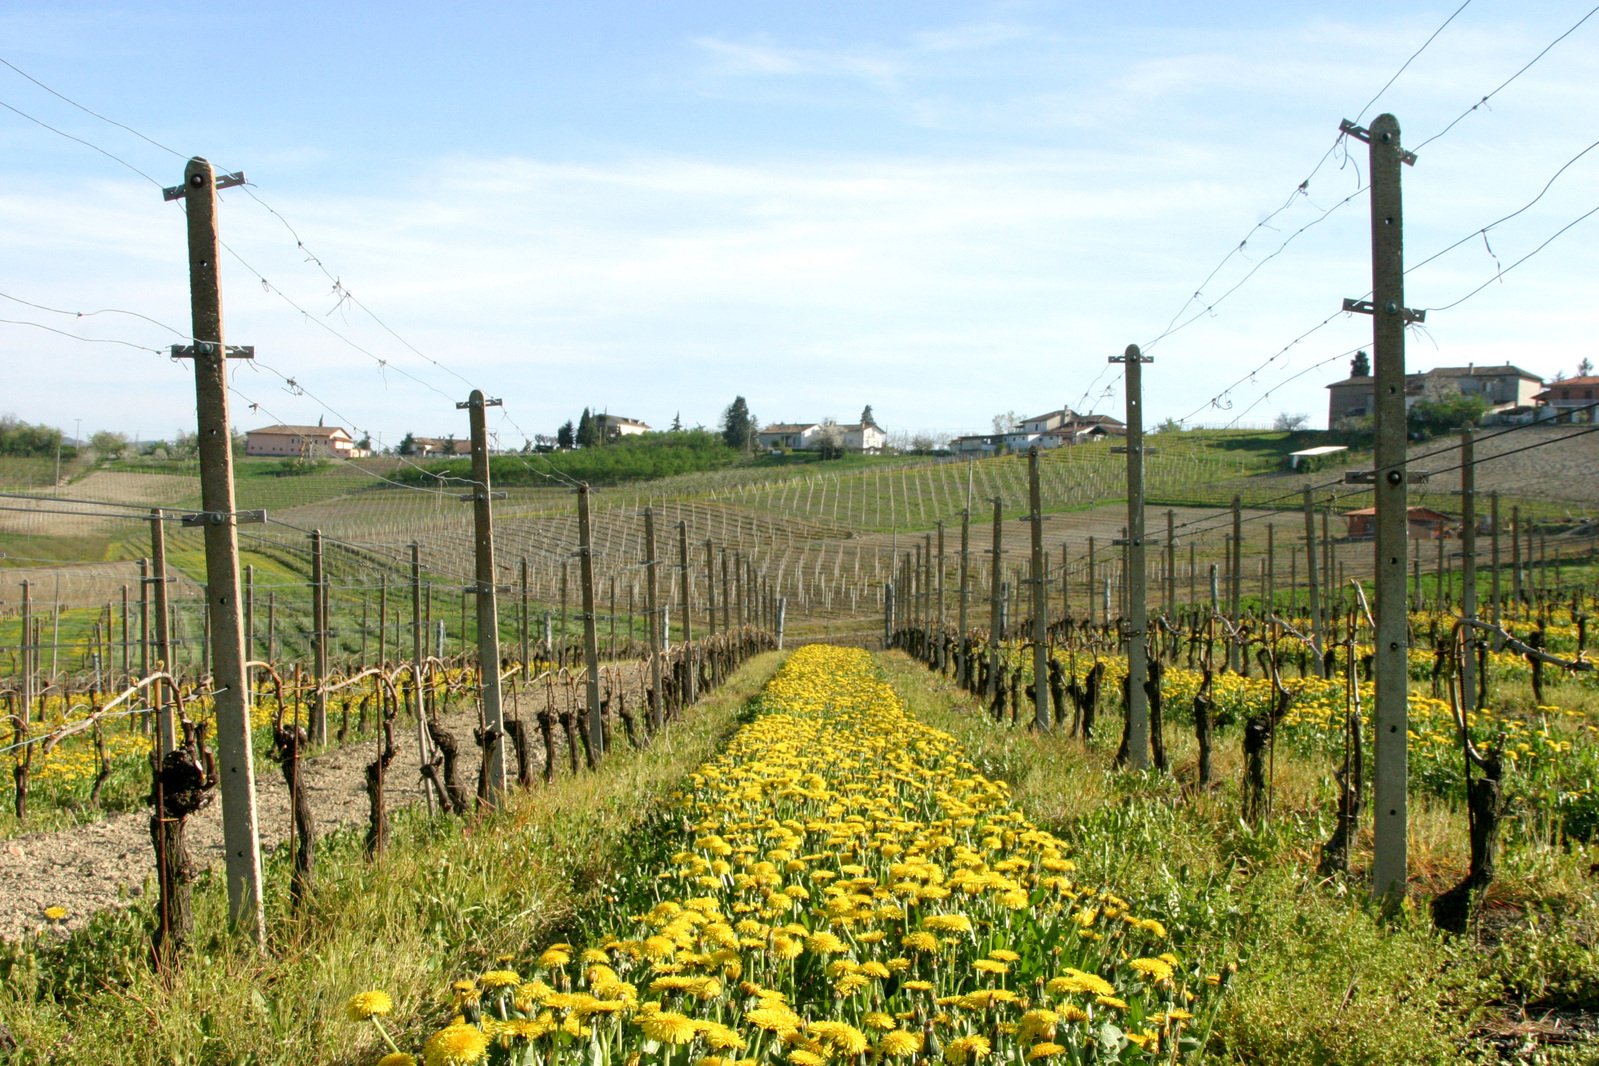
[909, 432, 938, 453]
[556, 421, 575, 450]
[398, 432, 418, 456]
[1153, 417, 1183, 434]
[991, 411, 1019, 435]
[1408, 394, 1486, 439]
[89, 430, 128, 459]
[0, 416, 63, 458]
[671, 411, 683, 432]
[721, 396, 756, 452]
[1273, 412, 1310, 432]
[1580, 357, 1594, 378]
[814, 418, 845, 460]
[356, 432, 372, 452]
[169, 431, 200, 459]
[1351, 350, 1371, 378]
[576, 408, 598, 448]
[860, 404, 876, 426]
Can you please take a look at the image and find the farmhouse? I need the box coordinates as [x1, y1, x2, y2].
[245, 424, 358, 459]
[409, 436, 472, 456]
[1533, 376, 1599, 421]
[1343, 506, 1453, 540]
[594, 414, 650, 439]
[1327, 358, 1544, 426]
[757, 421, 888, 454]
[1040, 413, 1126, 445]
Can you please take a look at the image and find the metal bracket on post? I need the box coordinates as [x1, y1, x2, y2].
[180, 509, 266, 527]
[163, 170, 246, 202]
[1340, 120, 1417, 166]
[170, 344, 255, 359]
[457, 491, 508, 502]
[1342, 298, 1425, 324]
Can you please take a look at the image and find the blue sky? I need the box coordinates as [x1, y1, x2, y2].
[3, 1, 1597, 450]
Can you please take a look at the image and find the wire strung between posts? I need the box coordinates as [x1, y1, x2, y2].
[1410, 4, 1599, 155]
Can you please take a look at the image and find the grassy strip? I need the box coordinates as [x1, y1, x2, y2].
[876, 652, 1599, 1064]
[382, 646, 1214, 1065]
[0, 651, 785, 1065]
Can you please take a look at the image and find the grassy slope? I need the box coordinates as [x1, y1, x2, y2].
[0, 652, 785, 1066]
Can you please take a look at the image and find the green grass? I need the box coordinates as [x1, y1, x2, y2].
[874, 651, 1599, 1065]
[0, 651, 786, 1065]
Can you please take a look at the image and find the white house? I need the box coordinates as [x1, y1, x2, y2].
[842, 421, 888, 454]
[757, 423, 821, 450]
[595, 414, 650, 439]
[758, 420, 887, 454]
[245, 424, 357, 459]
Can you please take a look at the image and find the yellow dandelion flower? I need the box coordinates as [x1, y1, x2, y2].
[770, 933, 805, 960]
[789, 1051, 826, 1066]
[746, 1005, 801, 1036]
[42, 906, 67, 923]
[1047, 969, 1115, 997]
[377, 1054, 416, 1066]
[988, 949, 1020, 962]
[1095, 995, 1128, 1011]
[1019, 1009, 1059, 1042]
[806, 930, 847, 955]
[946, 1033, 992, 1065]
[346, 990, 394, 1021]
[478, 969, 521, 990]
[922, 913, 972, 934]
[638, 1010, 699, 1045]
[902, 931, 939, 952]
[537, 947, 571, 968]
[972, 959, 1008, 975]
[423, 1023, 489, 1066]
[809, 1021, 870, 1055]
[1027, 1042, 1065, 1059]
[879, 1030, 923, 1057]
[1129, 957, 1173, 983]
[1058, 1005, 1089, 1024]
[863, 1011, 896, 1031]
[694, 1021, 745, 1051]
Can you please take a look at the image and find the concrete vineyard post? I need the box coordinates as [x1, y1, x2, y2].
[644, 508, 664, 731]
[578, 486, 603, 758]
[1114, 344, 1152, 767]
[461, 389, 507, 799]
[150, 511, 174, 753]
[311, 529, 327, 745]
[678, 521, 695, 703]
[1345, 113, 1415, 905]
[1027, 449, 1050, 729]
[988, 497, 1002, 703]
[172, 157, 263, 941]
[1304, 488, 1325, 676]
[1460, 430, 1478, 708]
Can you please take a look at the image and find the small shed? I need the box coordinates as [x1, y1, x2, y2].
[1343, 506, 1453, 540]
[1287, 444, 1348, 471]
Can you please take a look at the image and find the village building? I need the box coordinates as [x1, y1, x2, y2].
[409, 436, 472, 456]
[594, 414, 651, 439]
[1342, 506, 1453, 540]
[245, 424, 361, 459]
[1533, 376, 1599, 421]
[756, 420, 887, 454]
[1326, 358, 1544, 426]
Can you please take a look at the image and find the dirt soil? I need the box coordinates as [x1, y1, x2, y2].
[0, 667, 654, 943]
